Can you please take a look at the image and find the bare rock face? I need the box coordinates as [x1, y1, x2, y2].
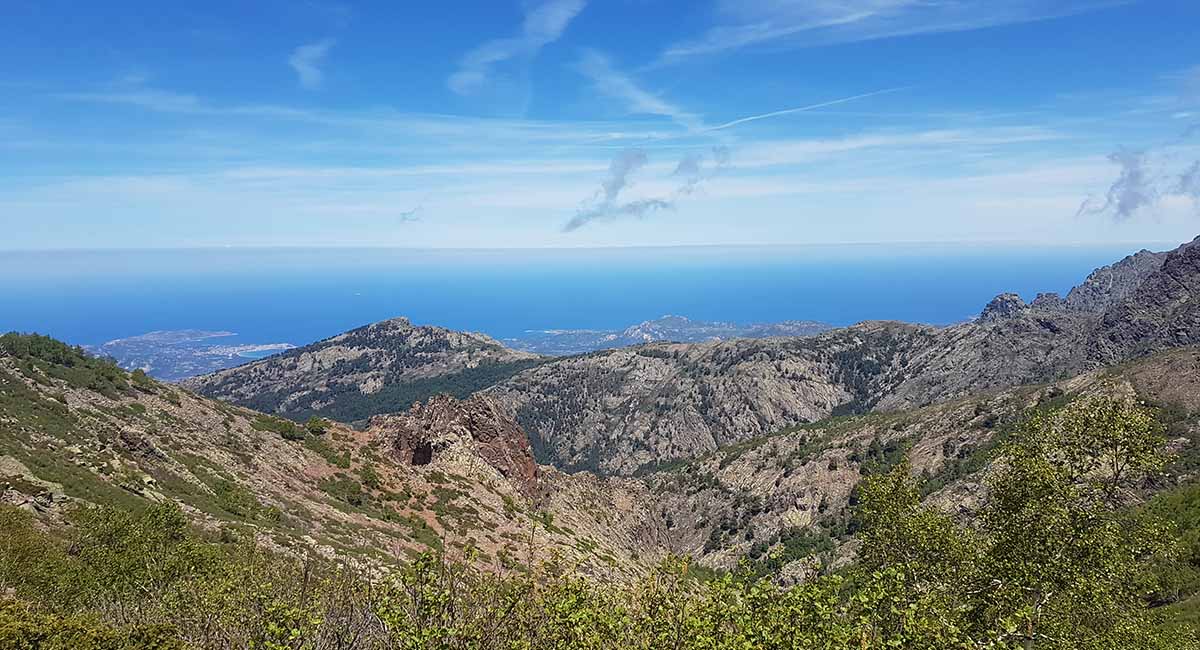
[488, 322, 935, 475]
[978, 293, 1028, 322]
[371, 394, 539, 495]
[1091, 237, 1200, 362]
[1030, 292, 1066, 310]
[1065, 248, 1169, 313]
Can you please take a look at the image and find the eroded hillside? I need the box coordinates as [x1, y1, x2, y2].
[0, 334, 663, 579]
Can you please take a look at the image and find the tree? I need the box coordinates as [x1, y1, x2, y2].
[977, 397, 1177, 649]
[853, 396, 1193, 649]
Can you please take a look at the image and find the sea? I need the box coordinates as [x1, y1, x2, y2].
[0, 243, 1169, 349]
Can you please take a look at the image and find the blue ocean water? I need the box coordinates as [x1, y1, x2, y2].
[0, 243, 1167, 348]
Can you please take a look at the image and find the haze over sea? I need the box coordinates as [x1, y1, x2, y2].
[0, 243, 1170, 349]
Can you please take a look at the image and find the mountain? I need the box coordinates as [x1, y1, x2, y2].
[487, 305, 1104, 475]
[0, 333, 663, 578]
[182, 317, 545, 423]
[641, 343, 1200, 576]
[184, 238, 1200, 478]
[7, 329, 1200, 586]
[490, 238, 1200, 475]
[505, 315, 833, 355]
[86, 329, 296, 381]
[10, 240, 1200, 644]
[1064, 247, 1171, 312]
[488, 322, 934, 474]
[1090, 238, 1200, 362]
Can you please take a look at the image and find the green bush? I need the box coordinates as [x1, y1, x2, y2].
[305, 416, 330, 435]
[251, 415, 304, 441]
[130, 369, 156, 392]
[0, 600, 184, 650]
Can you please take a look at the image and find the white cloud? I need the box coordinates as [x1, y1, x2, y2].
[288, 38, 336, 89]
[448, 0, 586, 95]
[576, 51, 704, 131]
[659, 0, 1125, 64]
[733, 127, 1067, 168]
[53, 88, 675, 148]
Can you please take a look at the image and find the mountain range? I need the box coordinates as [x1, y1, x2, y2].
[7, 236, 1200, 586]
[187, 240, 1199, 475]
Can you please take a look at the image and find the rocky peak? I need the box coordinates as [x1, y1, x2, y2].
[1064, 248, 1168, 313]
[370, 394, 539, 495]
[1030, 292, 1066, 310]
[1091, 236, 1200, 361]
[978, 293, 1028, 322]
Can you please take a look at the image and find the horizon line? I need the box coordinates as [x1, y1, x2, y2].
[0, 238, 1186, 255]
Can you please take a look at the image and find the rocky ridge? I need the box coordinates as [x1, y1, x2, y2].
[184, 317, 543, 423]
[643, 344, 1200, 577]
[183, 238, 1200, 480]
[8, 332, 1200, 584]
[490, 237, 1200, 475]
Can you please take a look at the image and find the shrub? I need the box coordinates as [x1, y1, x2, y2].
[251, 415, 305, 441]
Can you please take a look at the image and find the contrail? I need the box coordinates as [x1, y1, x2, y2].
[703, 87, 911, 133]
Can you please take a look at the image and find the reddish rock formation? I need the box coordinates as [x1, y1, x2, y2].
[369, 394, 539, 495]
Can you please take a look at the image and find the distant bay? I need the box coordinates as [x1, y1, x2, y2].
[0, 243, 1168, 350]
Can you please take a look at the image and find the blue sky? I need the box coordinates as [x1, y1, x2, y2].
[2, 0, 1199, 249]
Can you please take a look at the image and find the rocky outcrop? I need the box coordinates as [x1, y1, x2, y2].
[1030, 292, 1066, 310]
[1064, 248, 1168, 313]
[978, 293, 1027, 322]
[371, 394, 539, 496]
[876, 306, 1096, 411]
[1091, 237, 1200, 362]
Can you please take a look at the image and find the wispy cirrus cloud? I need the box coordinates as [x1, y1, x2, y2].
[448, 0, 586, 95]
[658, 0, 1125, 65]
[577, 51, 704, 131]
[52, 87, 676, 149]
[578, 50, 914, 139]
[289, 38, 336, 89]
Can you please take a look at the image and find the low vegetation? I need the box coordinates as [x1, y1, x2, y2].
[1, 332, 132, 399]
[285, 359, 547, 423]
[3, 396, 1198, 648]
